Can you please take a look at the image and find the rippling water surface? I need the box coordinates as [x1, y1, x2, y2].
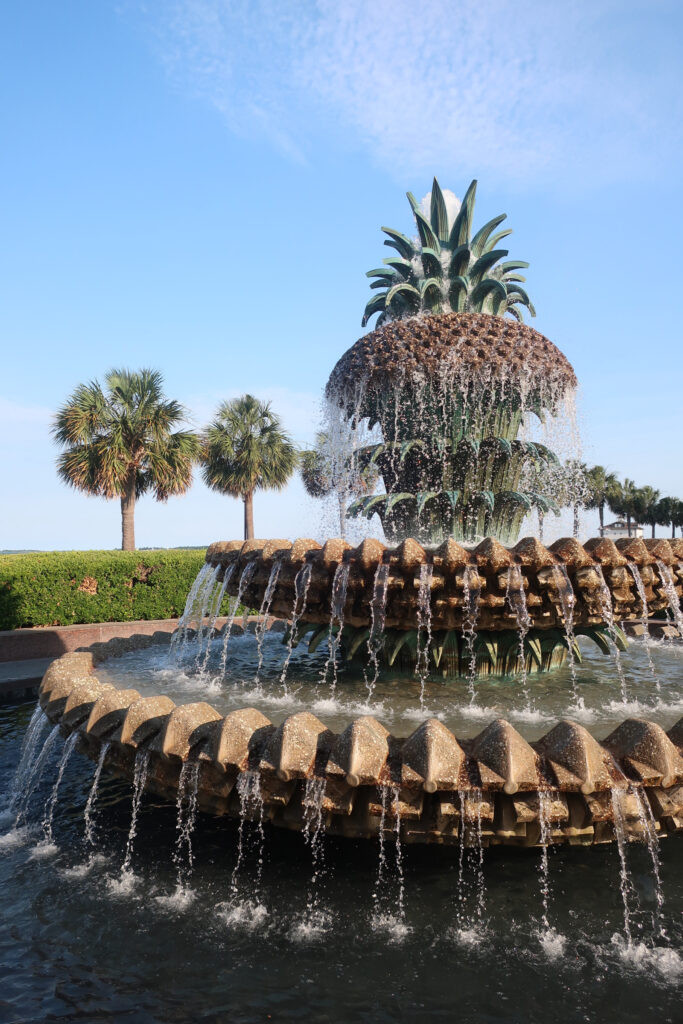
[1, 634, 682, 1022]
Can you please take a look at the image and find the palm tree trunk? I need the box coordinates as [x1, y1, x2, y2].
[626, 512, 632, 537]
[243, 491, 254, 540]
[598, 502, 605, 535]
[652, 522, 656, 539]
[573, 503, 580, 539]
[121, 482, 136, 551]
[673, 522, 676, 539]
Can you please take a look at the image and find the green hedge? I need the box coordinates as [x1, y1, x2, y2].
[0, 550, 217, 630]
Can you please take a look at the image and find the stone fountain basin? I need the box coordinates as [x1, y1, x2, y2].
[39, 639, 683, 849]
[206, 535, 683, 635]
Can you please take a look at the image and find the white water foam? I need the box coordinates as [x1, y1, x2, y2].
[155, 886, 196, 912]
[106, 868, 141, 897]
[447, 924, 487, 949]
[218, 899, 269, 932]
[28, 839, 59, 860]
[0, 826, 30, 852]
[289, 910, 332, 944]
[537, 926, 567, 960]
[608, 934, 683, 984]
[370, 912, 412, 945]
[60, 854, 108, 880]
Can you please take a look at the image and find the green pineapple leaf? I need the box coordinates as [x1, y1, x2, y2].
[362, 293, 387, 327]
[385, 282, 421, 316]
[448, 244, 470, 278]
[448, 275, 469, 311]
[429, 177, 450, 242]
[382, 228, 415, 259]
[449, 179, 477, 248]
[470, 214, 507, 257]
[470, 250, 510, 285]
[420, 247, 443, 279]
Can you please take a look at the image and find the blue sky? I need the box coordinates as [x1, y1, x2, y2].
[1, 0, 682, 549]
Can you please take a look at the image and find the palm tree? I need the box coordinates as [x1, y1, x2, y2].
[53, 368, 200, 551]
[584, 466, 619, 535]
[201, 395, 297, 540]
[633, 486, 661, 538]
[656, 496, 683, 539]
[554, 460, 588, 538]
[300, 431, 379, 537]
[609, 477, 639, 537]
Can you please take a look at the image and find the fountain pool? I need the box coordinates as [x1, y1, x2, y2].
[1, 688, 682, 1023]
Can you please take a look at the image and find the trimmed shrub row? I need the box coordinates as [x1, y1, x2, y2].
[0, 550, 219, 630]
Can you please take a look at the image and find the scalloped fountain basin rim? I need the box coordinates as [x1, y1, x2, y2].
[39, 648, 683, 847]
[203, 536, 683, 635]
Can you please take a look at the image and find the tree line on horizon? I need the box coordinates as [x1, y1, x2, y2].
[52, 368, 683, 550]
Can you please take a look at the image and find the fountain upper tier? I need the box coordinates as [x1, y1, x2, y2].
[205, 535, 683, 635]
[326, 312, 577, 420]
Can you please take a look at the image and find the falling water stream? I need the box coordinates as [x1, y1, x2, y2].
[41, 732, 78, 844]
[552, 565, 582, 709]
[415, 563, 434, 711]
[657, 561, 683, 634]
[254, 560, 282, 684]
[365, 562, 390, 703]
[629, 563, 661, 691]
[169, 562, 214, 663]
[320, 562, 351, 695]
[172, 760, 201, 891]
[279, 563, 313, 691]
[461, 566, 481, 703]
[219, 563, 252, 678]
[83, 741, 110, 849]
[595, 565, 629, 703]
[505, 564, 533, 709]
[121, 750, 150, 876]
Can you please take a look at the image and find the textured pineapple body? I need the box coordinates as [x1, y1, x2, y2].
[327, 313, 577, 545]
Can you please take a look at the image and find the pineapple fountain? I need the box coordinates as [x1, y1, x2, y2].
[34, 179, 683, 858]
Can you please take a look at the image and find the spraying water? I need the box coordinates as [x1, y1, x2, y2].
[365, 562, 390, 703]
[279, 562, 313, 691]
[121, 750, 150, 876]
[595, 565, 629, 703]
[302, 776, 327, 920]
[656, 561, 683, 634]
[14, 724, 61, 826]
[504, 564, 533, 708]
[552, 565, 582, 708]
[415, 563, 434, 712]
[254, 560, 282, 685]
[462, 566, 481, 703]
[230, 771, 266, 898]
[169, 563, 215, 664]
[172, 760, 201, 890]
[320, 562, 351, 695]
[219, 562, 255, 678]
[41, 732, 78, 843]
[537, 791, 553, 931]
[611, 787, 636, 943]
[192, 565, 222, 670]
[8, 706, 48, 814]
[628, 563, 661, 692]
[197, 570, 231, 674]
[83, 741, 110, 849]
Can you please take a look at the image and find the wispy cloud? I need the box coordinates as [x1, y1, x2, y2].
[144, 0, 682, 186]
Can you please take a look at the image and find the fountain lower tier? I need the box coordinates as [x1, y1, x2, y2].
[40, 651, 683, 848]
[204, 534, 683, 676]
